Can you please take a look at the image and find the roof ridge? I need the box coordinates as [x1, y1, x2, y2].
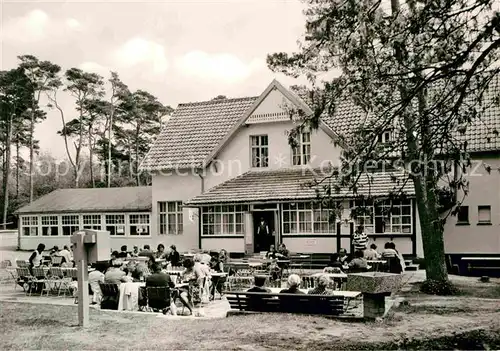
[177, 96, 259, 107]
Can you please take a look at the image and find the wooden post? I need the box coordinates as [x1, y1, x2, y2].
[71, 231, 89, 327]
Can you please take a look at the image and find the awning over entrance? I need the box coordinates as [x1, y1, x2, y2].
[185, 168, 415, 206]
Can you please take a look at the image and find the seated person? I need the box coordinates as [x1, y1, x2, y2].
[104, 260, 129, 284]
[155, 244, 167, 260]
[146, 263, 175, 289]
[338, 248, 351, 268]
[348, 250, 369, 271]
[59, 245, 73, 265]
[118, 245, 129, 258]
[138, 245, 154, 259]
[179, 258, 202, 315]
[88, 263, 105, 304]
[109, 251, 120, 267]
[364, 243, 379, 260]
[266, 245, 278, 259]
[50, 246, 60, 257]
[131, 246, 140, 257]
[247, 275, 271, 293]
[308, 274, 333, 295]
[279, 274, 304, 294]
[381, 242, 405, 273]
[168, 245, 181, 268]
[277, 243, 289, 258]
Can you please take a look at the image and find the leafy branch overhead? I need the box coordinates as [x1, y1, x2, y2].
[268, 0, 500, 284]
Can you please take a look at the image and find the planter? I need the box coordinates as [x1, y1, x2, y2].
[346, 272, 403, 320]
[346, 272, 402, 294]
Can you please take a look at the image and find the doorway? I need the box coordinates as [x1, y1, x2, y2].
[253, 211, 275, 253]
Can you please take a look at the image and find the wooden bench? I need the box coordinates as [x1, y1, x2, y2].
[461, 257, 500, 277]
[225, 291, 347, 316]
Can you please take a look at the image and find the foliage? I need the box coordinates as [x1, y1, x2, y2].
[267, 0, 500, 282]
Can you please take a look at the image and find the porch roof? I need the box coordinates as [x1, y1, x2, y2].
[185, 168, 415, 205]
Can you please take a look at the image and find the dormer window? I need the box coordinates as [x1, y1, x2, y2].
[292, 132, 311, 166]
[377, 131, 392, 143]
[251, 135, 269, 168]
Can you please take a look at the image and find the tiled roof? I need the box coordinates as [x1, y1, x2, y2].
[456, 75, 500, 152]
[140, 97, 258, 171]
[319, 76, 500, 153]
[185, 168, 415, 205]
[15, 186, 152, 214]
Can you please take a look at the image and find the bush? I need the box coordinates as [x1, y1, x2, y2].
[420, 279, 459, 296]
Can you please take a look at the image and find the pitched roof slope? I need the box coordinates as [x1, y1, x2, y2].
[140, 97, 258, 171]
[15, 186, 152, 214]
[186, 168, 414, 205]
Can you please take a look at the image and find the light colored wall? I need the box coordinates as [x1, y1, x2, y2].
[151, 173, 202, 252]
[443, 156, 500, 254]
[283, 237, 337, 254]
[204, 120, 342, 189]
[201, 238, 245, 253]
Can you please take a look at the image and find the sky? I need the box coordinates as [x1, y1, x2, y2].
[0, 0, 309, 159]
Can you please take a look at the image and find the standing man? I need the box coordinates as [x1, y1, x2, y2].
[256, 217, 269, 252]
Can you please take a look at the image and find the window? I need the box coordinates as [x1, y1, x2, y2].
[62, 215, 80, 236]
[83, 214, 101, 230]
[105, 214, 125, 236]
[457, 206, 469, 224]
[130, 214, 150, 235]
[158, 202, 183, 235]
[41, 216, 59, 236]
[282, 202, 335, 235]
[352, 199, 412, 234]
[292, 132, 311, 166]
[251, 135, 269, 168]
[478, 205, 491, 224]
[21, 216, 38, 236]
[201, 205, 247, 236]
[377, 131, 392, 143]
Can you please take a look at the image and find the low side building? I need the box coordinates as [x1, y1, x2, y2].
[15, 186, 152, 251]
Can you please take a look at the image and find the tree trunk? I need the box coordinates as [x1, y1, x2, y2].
[15, 138, 20, 200]
[29, 109, 35, 203]
[108, 107, 114, 188]
[413, 176, 449, 281]
[135, 125, 140, 186]
[89, 132, 95, 188]
[2, 116, 13, 229]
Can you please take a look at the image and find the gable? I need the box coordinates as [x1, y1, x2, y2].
[246, 87, 295, 124]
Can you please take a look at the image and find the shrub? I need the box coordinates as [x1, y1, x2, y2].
[420, 279, 459, 296]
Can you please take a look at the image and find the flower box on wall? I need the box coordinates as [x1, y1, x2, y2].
[346, 272, 403, 294]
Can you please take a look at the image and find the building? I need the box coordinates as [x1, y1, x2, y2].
[16, 187, 152, 250]
[140, 80, 425, 256]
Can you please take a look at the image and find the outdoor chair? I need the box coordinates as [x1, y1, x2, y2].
[32, 267, 50, 296]
[145, 287, 171, 314]
[99, 282, 120, 310]
[51, 256, 64, 267]
[16, 260, 29, 268]
[16, 267, 34, 293]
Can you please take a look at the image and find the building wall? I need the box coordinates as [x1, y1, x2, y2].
[443, 155, 500, 254]
[204, 114, 342, 189]
[18, 211, 151, 251]
[151, 172, 202, 252]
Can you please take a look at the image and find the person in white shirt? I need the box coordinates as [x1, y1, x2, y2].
[88, 264, 105, 304]
[58, 245, 73, 266]
[29, 243, 45, 270]
[364, 244, 380, 260]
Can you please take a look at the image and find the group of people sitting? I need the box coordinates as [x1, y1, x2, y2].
[326, 241, 406, 274]
[89, 246, 229, 316]
[247, 273, 334, 295]
[28, 243, 75, 272]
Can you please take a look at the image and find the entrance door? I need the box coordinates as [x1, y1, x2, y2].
[253, 211, 275, 253]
